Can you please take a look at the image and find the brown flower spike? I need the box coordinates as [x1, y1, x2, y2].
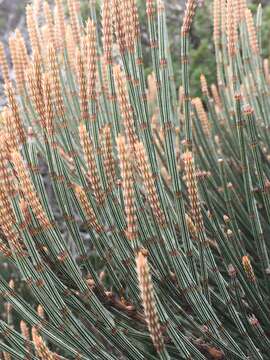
[135, 141, 166, 226]
[242, 255, 256, 283]
[136, 251, 164, 353]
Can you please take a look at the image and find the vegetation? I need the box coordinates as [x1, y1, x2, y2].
[0, 0, 270, 359]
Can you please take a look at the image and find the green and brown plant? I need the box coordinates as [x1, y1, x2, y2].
[0, 0, 269, 359]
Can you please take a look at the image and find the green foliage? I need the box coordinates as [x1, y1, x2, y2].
[189, 3, 216, 96]
[1, 0, 270, 359]
[190, 39, 215, 96]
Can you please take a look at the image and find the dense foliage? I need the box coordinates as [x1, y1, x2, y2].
[0, 0, 270, 359]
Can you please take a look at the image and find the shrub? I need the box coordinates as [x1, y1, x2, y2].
[0, 0, 269, 359]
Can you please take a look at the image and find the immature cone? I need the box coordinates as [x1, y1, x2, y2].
[101, 125, 116, 189]
[211, 84, 222, 109]
[183, 151, 204, 235]
[74, 0, 81, 13]
[185, 213, 197, 237]
[53, 6, 60, 51]
[112, 0, 126, 53]
[9, 278, 15, 291]
[249, 314, 260, 328]
[5, 83, 26, 145]
[0, 240, 12, 258]
[37, 305, 45, 319]
[237, 0, 247, 21]
[192, 98, 211, 138]
[131, 0, 140, 38]
[146, 0, 155, 18]
[26, 5, 41, 56]
[0, 149, 16, 197]
[117, 136, 137, 241]
[15, 30, 29, 80]
[26, 52, 46, 128]
[11, 150, 51, 229]
[0, 126, 8, 153]
[32, 326, 56, 360]
[0, 187, 22, 255]
[114, 65, 138, 148]
[135, 141, 166, 226]
[20, 199, 33, 232]
[102, 0, 113, 63]
[74, 185, 103, 233]
[20, 320, 30, 340]
[136, 251, 164, 353]
[55, 0, 66, 51]
[68, 0, 81, 45]
[43, 73, 54, 137]
[65, 26, 76, 72]
[200, 74, 209, 97]
[0, 42, 9, 83]
[41, 25, 50, 56]
[122, 0, 136, 52]
[235, 0, 246, 25]
[3, 108, 17, 152]
[242, 255, 256, 283]
[79, 124, 104, 204]
[181, 0, 196, 35]
[9, 32, 27, 95]
[20, 321, 31, 353]
[100, 55, 109, 98]
[147, 72, 157, 104]
[43, 2, 56, 49]
[178, 85, 184, 111]
[2, 352, 11, 360]
[245, 8, 259, 54]
[33, 0, 42, 19]
[220, 0, 226, 36]
[226, 0, 237, 56]
[48, 45, 65, 119]
[76, 48, 89, 122]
